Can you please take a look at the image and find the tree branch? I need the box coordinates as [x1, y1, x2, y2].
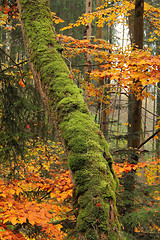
[138, 128, 160, 149]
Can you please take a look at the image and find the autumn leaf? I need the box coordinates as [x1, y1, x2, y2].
[97, 203, 102, 207]
[19, 79, 26, 87]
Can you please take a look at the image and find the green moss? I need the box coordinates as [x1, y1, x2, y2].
[19, 0, 120, 238]
[60, 111, 93, 141]
[78, 191, 93, 208]
[77, 194, 111, 235]
[85, 229, 98, 240]
[94, 159, 107, 172]
[69, 153, 88, 171]
[74, 169, 91, 185]
[56, 94, 88, 121]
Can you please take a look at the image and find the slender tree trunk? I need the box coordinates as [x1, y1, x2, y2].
[96, 0, 108, 139]
[17, 0, 120, 239]
[156, 82, 160, 155]
[128, 1, 144, 148]
[130, 97, 142, 148]
[96, 0, 113, 140]
[84, 0, 92, 109]
[123, 0, 144, 235]
[96, 0, 102, 39]
[84, 0, 92, 78]
[85, 0, 92, 38]
[155, 39, 160, 154]
[133, 0, 144, 50]
[152, 85, 156, 150]
[130, 0, 144, 149]
[127, 9, 134, 147]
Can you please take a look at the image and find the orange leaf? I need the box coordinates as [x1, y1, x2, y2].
[97, 203, 102, 207]
[19, 80, 25, 87]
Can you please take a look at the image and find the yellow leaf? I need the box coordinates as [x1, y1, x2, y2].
[50, 192, 55, 198]
[137, 59, 146, 65]
[8, 203, 12, 208]
[3, 219, 9, 224]
[130, 73, 139, 79]
[16, 188, 23, 195]
[1, 193, 6, 197]
[10, 189, 15, 195]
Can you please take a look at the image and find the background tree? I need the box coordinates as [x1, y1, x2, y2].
[122, 0, 144, 235]
[130, 0, 144, 149]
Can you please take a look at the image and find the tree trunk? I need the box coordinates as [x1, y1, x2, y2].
[85, 0, 92, 38]
[17, 0, 120, 239]
[84, 0, 92, 82]
[127, 8, 134, 148]
[133, 0, 144, 50]
[156, 41, 160, 154]
[96, 0, 107, 139]
[130, 0, 144, 149]
[96, 0, 102, 39]
[123, 0, 144, 235]
[156, 80, 160, 154]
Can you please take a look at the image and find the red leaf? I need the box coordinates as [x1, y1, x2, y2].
[97, 203, 102, 207]
[69, 74, 73, 79]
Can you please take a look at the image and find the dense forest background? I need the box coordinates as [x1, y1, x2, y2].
[0, 0, 159, 239]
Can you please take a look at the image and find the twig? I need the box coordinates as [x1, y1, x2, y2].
[0, 48, 27, 74]
[0, 60, 28, 73]
[138, 128, 160, 149]
[142, 106, 159, 118]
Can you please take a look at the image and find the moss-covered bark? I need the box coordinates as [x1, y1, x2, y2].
[17, 0, 120, 239]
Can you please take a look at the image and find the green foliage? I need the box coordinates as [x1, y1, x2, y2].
[50, 0, 85, 39]
[0, 64, 53, 176]
[115, 150, 160, 240]
[0, 71, 28, 165]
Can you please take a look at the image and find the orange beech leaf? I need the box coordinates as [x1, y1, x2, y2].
[19, 79, 26, 87]
[8, 216, 19, 225]
[97, 203, 102, 207]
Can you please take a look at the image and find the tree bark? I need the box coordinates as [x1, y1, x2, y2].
[130, 0, 144, 149]
[96, 0, 111, 141]
[96, 0, 102, 39]
[156, 42, 160, 154]
[123, 0, 144, 235]
[17, 0, 119, 239]
[85, 0, 92, 38]
[84, 0, 92, 81]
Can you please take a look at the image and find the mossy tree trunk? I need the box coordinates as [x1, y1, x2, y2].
[17, 0, 119, 239]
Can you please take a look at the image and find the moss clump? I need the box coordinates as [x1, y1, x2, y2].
[74, 169, 92, 186]
[60, 111, 94, 151]
[69, 153, 88, 172]
[56, 94, 88, 122]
